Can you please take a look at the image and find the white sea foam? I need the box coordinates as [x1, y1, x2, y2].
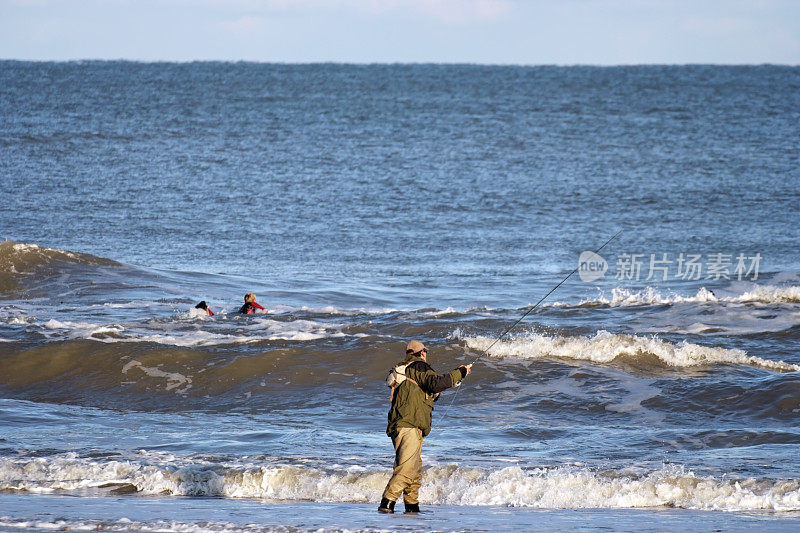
[188, 307, 214, 319]
[1, 242, 112, 272]
[121, 360, 193, 393]
[10, 243, 78, 259]
[280, 304, 489, 317]
[0, 518, 349, 533]
[2, 455, 799, 511]
[134, 331, 262, 347]
[4, 315, 35, 325]
[249, 318, 346, 341]
[734, 285, 800, 303]
[97, 300, 162, 310]
[578, 287, 718, 307]
[41, 319, 126, 339]
[32, 315, 348, 346]
[576, 285, 800, 308]
[293, 305, 399, 316]
[423, 464, 800, 511]
[460, 331, 800, 372]
[43, 318, 97, 330]
[43, 319, 124, 335]
[135, 318, 345, 345]
[421, 307, 458, 317]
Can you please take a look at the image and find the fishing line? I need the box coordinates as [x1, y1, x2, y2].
[439, 229, 622, 421]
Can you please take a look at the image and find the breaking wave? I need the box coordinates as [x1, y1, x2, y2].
[734, 285, 800, 304]
[0, 241, 120, 298]
[574, 285, 800, 308]
[2, 454, 799, 511]
[460, 330, 800, 372]
[34, 316, 347, 346]
[0, 241, 116, 273]
[577, 287, 718, 307]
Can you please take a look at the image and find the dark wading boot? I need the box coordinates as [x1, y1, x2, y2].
[404, 502, 420, 514]
[378, 498, 396, 514]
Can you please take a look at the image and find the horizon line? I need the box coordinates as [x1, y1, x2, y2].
[2, 58, 799, 68]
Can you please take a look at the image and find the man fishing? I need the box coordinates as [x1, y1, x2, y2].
[378, 340, 471, 514]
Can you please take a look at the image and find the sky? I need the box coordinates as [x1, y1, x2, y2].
[1, 0, 799, 64]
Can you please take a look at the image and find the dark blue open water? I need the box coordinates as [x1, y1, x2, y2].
[1, 62, 799, 531]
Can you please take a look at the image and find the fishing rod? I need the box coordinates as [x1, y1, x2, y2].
[439, 229, 622, 420]
[466, 229, 623, 367]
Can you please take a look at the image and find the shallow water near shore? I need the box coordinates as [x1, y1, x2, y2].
[1, 62, 799, 530]
[2, 494, 800, 532]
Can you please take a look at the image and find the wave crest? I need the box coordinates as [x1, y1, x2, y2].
[576, 285, 800, 308]
[735, 285, 800, 304]
[0, 241, 118, 296]
[578, 287, 718, 307]
[0, 241, 116, 273]
[460, 331, 799, 372]
[2, 454, 800, 511]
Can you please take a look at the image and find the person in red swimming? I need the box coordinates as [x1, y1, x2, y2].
[194, 301, 214, 316]
[238, 292, 267, 314]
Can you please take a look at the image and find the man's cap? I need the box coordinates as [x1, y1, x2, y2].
[406, 340, 426, 354]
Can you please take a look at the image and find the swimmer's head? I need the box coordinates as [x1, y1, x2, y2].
[245, 292, 256, 303]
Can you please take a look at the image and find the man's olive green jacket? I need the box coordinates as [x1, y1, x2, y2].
[387, 355, 466, 437]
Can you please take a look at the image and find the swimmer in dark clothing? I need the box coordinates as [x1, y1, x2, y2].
[195, 301, 214, 316]
[239, 292, 266, 314]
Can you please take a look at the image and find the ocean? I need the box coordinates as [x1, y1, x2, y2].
[1, 61, 799, 531]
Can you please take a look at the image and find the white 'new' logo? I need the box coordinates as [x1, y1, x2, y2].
[578, 251, 607, 282]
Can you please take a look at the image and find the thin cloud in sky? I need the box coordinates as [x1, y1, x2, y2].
[215, 0, 511, 37]
[207, 0, 512, 24]
[357, 0, 511, 24]
[218, 15, 268, 36]
[682, 16, 751, 36]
